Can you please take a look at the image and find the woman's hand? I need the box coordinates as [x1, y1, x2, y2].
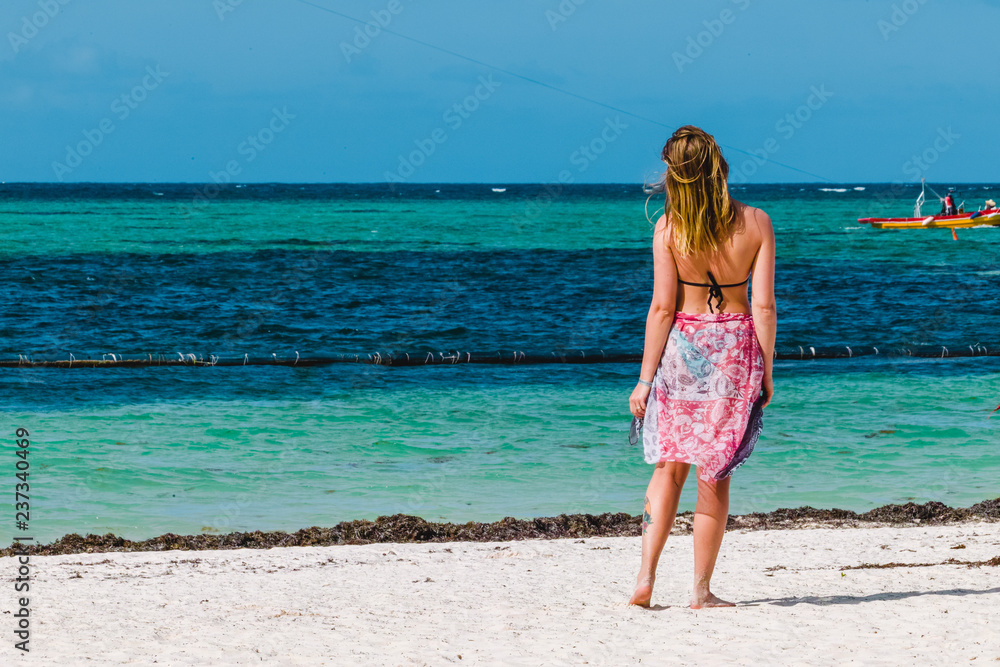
[761, 373, 774, 408]
[630, 383, 652, 418]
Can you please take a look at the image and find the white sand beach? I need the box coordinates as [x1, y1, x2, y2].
[3, 522, 999, 665]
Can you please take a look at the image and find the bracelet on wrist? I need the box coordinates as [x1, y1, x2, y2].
[637, 378, 653, 388]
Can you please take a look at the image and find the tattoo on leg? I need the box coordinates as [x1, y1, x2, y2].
[642, 495, 653, 535]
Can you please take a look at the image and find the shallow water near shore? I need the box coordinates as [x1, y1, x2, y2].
[1, 183, 998, 541]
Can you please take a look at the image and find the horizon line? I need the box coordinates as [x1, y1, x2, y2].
[1, 181, 996, 187]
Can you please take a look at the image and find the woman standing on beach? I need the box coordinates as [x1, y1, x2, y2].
[627, 126, 776, 609]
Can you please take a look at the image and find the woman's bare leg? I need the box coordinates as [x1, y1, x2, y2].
[690, 474, 735, 609]
[629, 461, 689, 607]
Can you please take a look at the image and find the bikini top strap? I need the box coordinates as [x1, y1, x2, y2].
[676, 272, 751, 313]
[675, 273, 750, 288]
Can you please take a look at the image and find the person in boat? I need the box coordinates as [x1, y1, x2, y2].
[986, 199, 996, 211]
[941, 190, 958, 216]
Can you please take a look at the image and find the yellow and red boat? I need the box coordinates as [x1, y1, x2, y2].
[858, 181, 1000, 230]
[859, 209, 1000, 229]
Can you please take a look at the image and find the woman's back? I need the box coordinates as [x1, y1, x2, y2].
[659, 203, 767, 315]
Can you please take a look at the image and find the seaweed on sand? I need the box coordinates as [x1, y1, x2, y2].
[3, 498, 997, 557]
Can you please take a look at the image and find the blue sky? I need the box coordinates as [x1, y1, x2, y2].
[1, 0, 997, 183]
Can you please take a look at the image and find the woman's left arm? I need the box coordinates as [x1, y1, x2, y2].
[629, 216, 677, 418]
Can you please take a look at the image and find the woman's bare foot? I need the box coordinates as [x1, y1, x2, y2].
[628, 576, 654, 607]
[689, 591, 735, 609]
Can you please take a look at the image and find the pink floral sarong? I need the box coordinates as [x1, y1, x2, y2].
[641, 312, 765, 482]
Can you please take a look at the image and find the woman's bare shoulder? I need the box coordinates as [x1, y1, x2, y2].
[654, 213, 671, 239]
[734, 200, 772, 232]
[652, 214, 674, 257]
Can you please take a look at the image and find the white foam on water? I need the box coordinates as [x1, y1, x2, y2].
[854, 187, 866, 191]
[492, 188, 507, 193]
[819, 188, 849, 193]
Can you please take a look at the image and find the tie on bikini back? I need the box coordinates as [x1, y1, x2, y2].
[677, 271, 750, 313]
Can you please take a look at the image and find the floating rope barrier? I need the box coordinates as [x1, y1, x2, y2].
[0, 344, 997, 368]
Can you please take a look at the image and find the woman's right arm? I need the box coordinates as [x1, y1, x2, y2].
[750, 208, 777, 407]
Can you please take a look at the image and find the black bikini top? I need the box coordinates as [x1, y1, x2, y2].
[677, 271, 750, 313]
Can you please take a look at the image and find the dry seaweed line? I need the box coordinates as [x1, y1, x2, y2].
[841, 556, 1000, 571]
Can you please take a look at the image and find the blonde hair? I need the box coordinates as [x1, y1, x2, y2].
[647, 125, 740, 256]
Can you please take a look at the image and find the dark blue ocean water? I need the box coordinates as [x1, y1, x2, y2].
[2, 183, 999, 360]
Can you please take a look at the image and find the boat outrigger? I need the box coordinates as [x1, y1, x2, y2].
[858, 180, 1000, 238]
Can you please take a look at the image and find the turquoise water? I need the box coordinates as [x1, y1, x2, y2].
[1, 184, 998, 542]
[5, 361, 999, 542]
